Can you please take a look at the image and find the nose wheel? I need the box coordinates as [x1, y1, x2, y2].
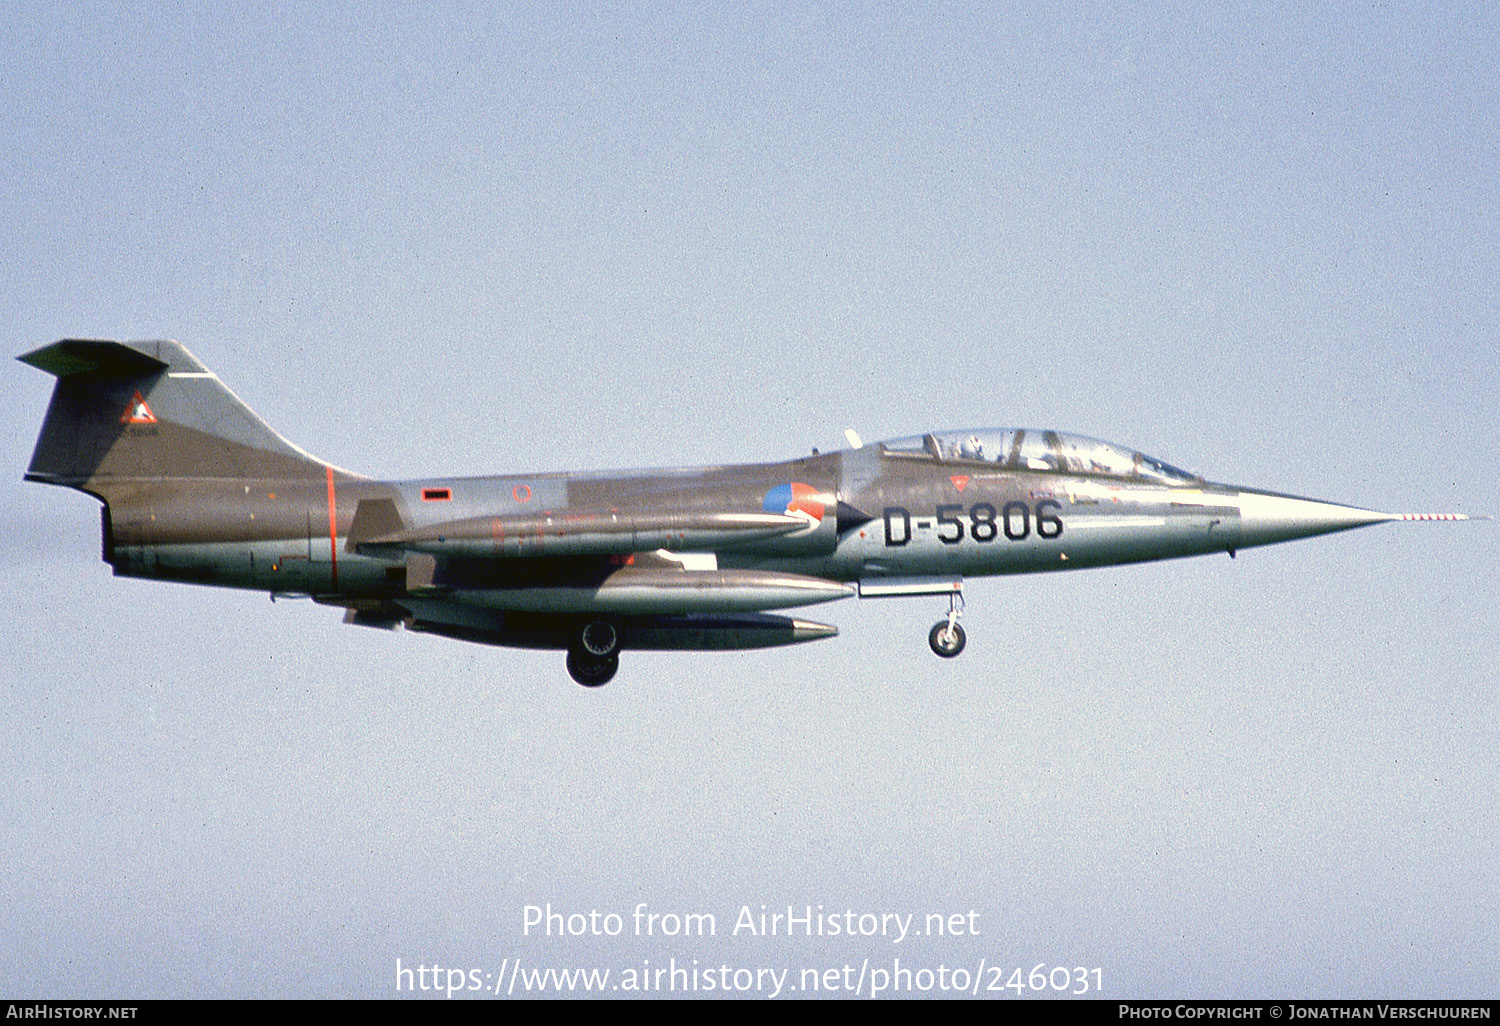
[929, 620, 966, 657]
[928, 591, 966, 658]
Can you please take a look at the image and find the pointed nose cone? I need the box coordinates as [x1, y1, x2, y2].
[1234, 490, 1398, 549]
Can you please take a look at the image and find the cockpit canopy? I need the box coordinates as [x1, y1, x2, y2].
[879, 428, 1200, 486]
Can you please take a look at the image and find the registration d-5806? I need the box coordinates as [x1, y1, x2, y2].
[883, 501, 1063, 546]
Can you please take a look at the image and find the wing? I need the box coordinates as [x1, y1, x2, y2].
[333, 500, 853, 654]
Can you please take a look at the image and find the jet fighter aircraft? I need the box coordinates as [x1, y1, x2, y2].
[20, 339, 1473, 686]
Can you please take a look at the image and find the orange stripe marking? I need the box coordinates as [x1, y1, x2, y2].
[326, 466, 339, 589]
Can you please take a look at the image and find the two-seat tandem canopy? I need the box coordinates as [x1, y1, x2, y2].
[879, 428, 1200, 485]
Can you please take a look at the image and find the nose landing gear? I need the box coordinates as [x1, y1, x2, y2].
[928, 591, 966, 658]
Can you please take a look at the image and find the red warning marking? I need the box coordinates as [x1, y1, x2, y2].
[120, 391, 157, 424]
[950, 475, 970, 492]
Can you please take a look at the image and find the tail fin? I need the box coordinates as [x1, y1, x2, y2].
[20, 339, 330, 488]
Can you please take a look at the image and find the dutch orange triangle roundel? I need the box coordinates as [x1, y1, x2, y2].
[120, 391, 157, 424]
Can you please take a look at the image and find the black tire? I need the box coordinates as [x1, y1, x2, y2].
[578, 618, 620, 658]
[928, 621, 966, 658]
[567, 650, 619, 687]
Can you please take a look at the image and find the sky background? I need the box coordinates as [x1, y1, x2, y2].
[3, 2, 1496, 999]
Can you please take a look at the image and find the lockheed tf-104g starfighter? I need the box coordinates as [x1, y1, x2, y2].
[20, 339, 1473, 686]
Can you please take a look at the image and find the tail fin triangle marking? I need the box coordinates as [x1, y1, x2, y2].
[120, 391, 157, 425]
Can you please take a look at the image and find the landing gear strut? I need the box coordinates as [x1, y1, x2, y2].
[928, 591, 966, 658]
[568, 618, 621, 687]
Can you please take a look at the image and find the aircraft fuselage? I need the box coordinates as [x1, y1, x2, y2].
[22, 339, 1468, 685]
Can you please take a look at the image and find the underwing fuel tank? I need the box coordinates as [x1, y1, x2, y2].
[621, 613, 839, 650]
[399, 609, 840, 652]
[449, 565, 855, 615]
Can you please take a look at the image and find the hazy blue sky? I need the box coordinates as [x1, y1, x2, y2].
[4, 3, 1496, 998]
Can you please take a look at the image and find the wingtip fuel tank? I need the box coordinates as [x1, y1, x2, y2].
[360, 510, 812, 560]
